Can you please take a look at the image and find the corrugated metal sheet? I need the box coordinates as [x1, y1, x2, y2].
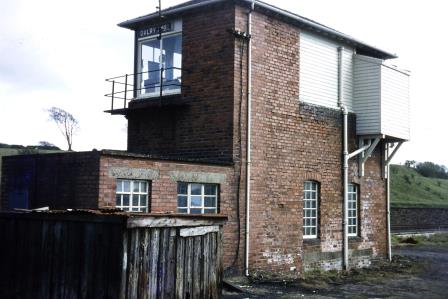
[299, 31, 354, 111]
[354, 55, 410, 140]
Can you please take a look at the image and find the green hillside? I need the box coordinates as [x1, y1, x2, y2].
[390, 164, 448, 208]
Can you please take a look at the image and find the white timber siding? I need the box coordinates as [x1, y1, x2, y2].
[299, 31, 354, 111]
[381, 65, 410, 140]
[354, 55, 410, 140]
[354, 55, 382, 135]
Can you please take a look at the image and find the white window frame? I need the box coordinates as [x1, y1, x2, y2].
[116, 179, 149, 212]
[348, 184, 359, 237]
[303, 181, 319, 239]
[177, 182, 218, 214]
[137, 31, 182, 99]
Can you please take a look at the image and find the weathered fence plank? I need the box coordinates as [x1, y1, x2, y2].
[0, 211, 226, 299]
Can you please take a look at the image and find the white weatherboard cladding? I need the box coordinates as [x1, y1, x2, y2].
[381, 65, 410, 140]
[354, 55, 410, 140]
[354, 56, 381, 135]
[299, 31, 354, 111]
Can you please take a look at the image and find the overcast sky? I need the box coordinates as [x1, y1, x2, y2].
[0, 0, 446, 166]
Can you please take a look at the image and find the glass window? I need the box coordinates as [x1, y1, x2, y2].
[177, 182, 218, 214]
[139, 33, 182, 97]
[116, 179, 150, 213]
[303, 181, 319, 239]
[348, 184, 359, 237]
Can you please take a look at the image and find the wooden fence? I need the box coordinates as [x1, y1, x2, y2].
[0, 210, 227, 299]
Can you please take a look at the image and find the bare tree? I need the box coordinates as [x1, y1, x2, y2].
[47, 107, 79, 151]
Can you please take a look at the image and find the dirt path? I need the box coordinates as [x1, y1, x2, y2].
[222, 245, 448, 299]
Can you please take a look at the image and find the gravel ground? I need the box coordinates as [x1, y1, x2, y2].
[222, 244, 448, 299]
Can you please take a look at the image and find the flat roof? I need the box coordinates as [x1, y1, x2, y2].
[118, 0, 397, 59]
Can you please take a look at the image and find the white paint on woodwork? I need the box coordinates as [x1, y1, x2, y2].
[354, 55, 410, 140]
[299, 30, 354, 111]
[179, 225, 219, 237]
[127, 216, 226, 228]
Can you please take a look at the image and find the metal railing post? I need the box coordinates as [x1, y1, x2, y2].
[160, 67, 164, 100]
[111, 80, 115, 111]
[124, 74, 128, 109]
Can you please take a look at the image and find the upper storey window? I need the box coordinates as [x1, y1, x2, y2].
[137, 20, 182, 98]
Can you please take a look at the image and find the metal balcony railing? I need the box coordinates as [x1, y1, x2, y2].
[105, 67, 182, 111]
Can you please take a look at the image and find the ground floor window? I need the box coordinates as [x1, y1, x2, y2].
[116, 179, 149, 212]
[177, 182, 218, 214]
[303, 180, 319, 239]
[348, 184, 359, 236]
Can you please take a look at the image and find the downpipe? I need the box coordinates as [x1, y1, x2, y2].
[338, 46, 349, 270]
[245, 0, 255, 277]
[342, 107, 349, 270]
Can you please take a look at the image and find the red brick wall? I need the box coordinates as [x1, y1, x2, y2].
[1, 152, 100, 210]
[127, 2, 236, 163]
[233, 6, 387, 275]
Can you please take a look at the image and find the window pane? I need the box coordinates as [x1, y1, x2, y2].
[190, 208, 202, 214]
[311, 228, 316, 235]
[122, 194, 129, 206]
[177, 195, 187, 207]
[304, 181, 311, 190]
[140, 195, 147, 207]
[204, 184, 217, 196]
[304, 227, 310, 235]
[116, 180, 123, 192]
[133, 182, 139, 193]
[177, 208, 188, 214]
[141, 39, 161, 94]
[190, 184, 202, 195]
[191, 196, 202, 207]
[116, 195, 121, 205]
[123, 181, 130, 192]
[141, 182, 147, 192]
[132, 195, 139, 206]
[204, 209, 217, 214]
[131, 208, 139, 212]
[204, 196, 216, 207]
[162, 34, 182, 93]
[177, 182, 187, 194]
[311, 200, 316, 208]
